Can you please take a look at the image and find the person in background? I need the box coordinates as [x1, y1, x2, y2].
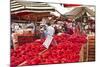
[27, 22, 35, 33]
[54, 26, 59, 35]
[62, 22, 68, 33]
[66, 22, 73, 35]
[53, 22, 59, 35]
[34, 23, 41, 39]
[11, 23, 21, 33]
[40, 24, 47, 39]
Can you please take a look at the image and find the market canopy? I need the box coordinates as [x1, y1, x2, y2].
[11, 0, 56, 21]
[17, 0, 96, 5]
[11, 0, 55, 14]
[65, 6, 95, 20]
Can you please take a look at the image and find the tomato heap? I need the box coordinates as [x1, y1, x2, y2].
[11, 33, 87, 66]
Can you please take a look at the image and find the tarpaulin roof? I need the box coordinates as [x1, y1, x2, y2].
[65, 6, 95, 19]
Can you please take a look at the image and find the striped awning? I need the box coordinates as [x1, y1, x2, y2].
[11, 0, 25, 11]
[11, 0, 55, 13]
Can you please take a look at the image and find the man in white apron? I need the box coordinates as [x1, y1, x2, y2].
[42, 23, 56, 49]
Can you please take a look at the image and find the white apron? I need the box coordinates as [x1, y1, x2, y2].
[43, 35, 53, 49]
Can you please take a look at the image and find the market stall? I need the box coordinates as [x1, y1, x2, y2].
[10, 0, 95, 67]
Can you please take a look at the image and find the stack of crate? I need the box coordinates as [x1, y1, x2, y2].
[80, 35, 95, 62]
[87, 35, 95, 61]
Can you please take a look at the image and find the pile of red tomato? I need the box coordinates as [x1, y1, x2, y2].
[11, 33, 87, 67]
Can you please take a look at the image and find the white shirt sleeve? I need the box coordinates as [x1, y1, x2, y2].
[47, 26, 55, 36]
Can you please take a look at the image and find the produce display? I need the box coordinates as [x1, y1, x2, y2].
[11, 33, 87, 67]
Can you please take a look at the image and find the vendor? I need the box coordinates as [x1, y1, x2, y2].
[46, 23, 55, 36]
[42, 23, 56, 48]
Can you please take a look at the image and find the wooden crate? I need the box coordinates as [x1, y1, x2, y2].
[80, 35, 95, 62]
[86, 35, 95, 61]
